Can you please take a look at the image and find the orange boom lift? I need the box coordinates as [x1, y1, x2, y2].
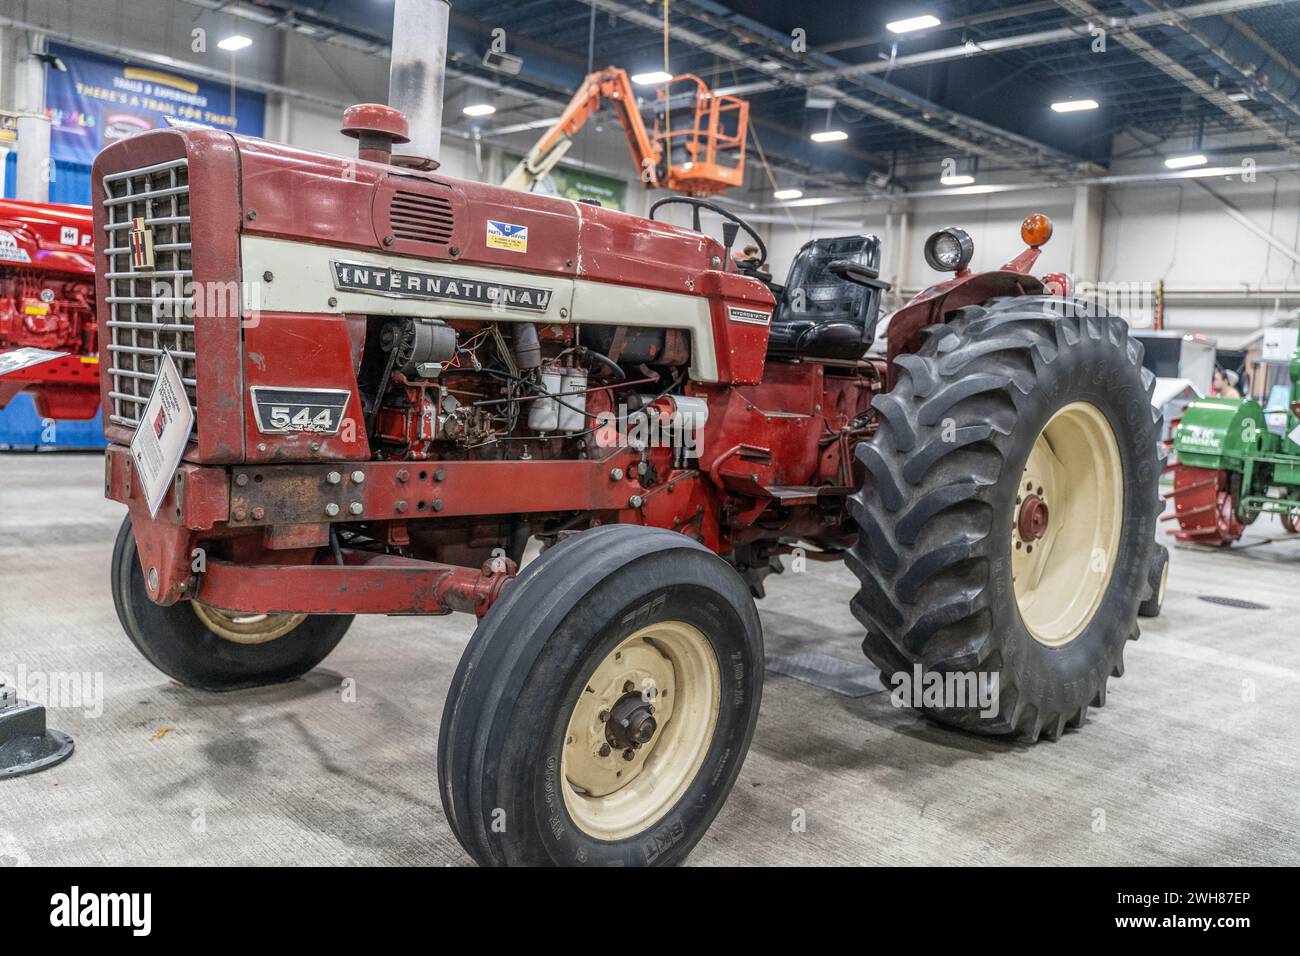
[503, 67, 748, 196]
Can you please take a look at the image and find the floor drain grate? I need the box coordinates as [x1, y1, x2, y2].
[1198, 595, 1270, 610]
[766, 652, 885, 698]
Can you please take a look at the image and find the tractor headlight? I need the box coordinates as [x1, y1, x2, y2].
[923, 227, 974, 272]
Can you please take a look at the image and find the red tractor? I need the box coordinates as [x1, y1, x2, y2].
[0, 198, 99, 420]
[96, 105, 1161, 866]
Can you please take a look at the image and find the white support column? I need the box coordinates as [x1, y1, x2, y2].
[8, 29, 51, 201]
[1069, 185, 1105, 283]
[15, 112, 51, 201]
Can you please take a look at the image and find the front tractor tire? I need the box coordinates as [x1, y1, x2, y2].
[849, 296, 1161, 741]
[111, 516, 353, 691]
[438, 525, 763, 866]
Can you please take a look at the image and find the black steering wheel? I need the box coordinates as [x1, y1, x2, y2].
[648, 196, 767, 268]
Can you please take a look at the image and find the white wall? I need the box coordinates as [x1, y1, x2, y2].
[757, 167, 1300, 348]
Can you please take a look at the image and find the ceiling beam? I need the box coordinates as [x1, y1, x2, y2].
[813, 2, 1060, 56]
[1054, 0, 1300, 157]
[578, 0, 1095, 178]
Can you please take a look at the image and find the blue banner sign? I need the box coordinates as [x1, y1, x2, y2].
[44, 42, 265, 166]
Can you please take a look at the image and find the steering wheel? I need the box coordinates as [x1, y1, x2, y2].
[648, 196, 767, 268]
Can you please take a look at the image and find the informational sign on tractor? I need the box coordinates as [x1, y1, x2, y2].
[129, 351, 193, 517]
[0, 347, 68, 377]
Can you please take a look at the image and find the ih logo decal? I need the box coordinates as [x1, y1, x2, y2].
[486, 219, 528, 253]
[129, 217, 155, 270]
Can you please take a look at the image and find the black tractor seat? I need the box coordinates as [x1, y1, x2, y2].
[765, 234, 889, 362]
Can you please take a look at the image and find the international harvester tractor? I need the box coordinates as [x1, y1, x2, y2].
[97, 103, 1162, 866]
[0, 198, 99, 420]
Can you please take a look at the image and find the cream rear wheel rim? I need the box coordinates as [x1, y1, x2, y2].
[1157, 559, 1168, 606]
[1012, 401, 1123, 647]
[191, 601, 308, 645]
[561, 620, 720, 841]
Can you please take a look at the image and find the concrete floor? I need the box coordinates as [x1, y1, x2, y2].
[2, 451, 1298, 866]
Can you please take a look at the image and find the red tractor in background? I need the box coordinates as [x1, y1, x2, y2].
[97, 103, 1162, 866]
[0, 198, 100, 421]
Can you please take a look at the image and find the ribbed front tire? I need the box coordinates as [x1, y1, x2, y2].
[848, 296, 1161, 741]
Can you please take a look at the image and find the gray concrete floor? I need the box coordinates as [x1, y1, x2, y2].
[1, 451, 1298, 866]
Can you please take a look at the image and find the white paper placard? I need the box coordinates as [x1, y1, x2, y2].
[1288, 423, 1300, 448]
[129, 350, 194, 517]
[0, 347, 68, 377]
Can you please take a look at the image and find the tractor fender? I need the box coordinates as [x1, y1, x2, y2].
[1173, 397, 1274, 470]
[885, 269, 1045, 373]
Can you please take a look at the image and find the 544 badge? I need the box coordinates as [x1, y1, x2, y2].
[250, 386, 351, 435]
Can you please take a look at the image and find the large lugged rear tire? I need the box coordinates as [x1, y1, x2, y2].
[1137, 543, 1169, 618]
[848, 296, 1161, 741]
[438, 525, 763, 866]
[111, 516, 353, 691]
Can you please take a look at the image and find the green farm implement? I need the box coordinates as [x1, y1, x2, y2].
[1170, 352, 1300, 545]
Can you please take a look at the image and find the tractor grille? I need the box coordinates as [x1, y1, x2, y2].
[102, 158, 196, 432]
[388, 189, 454, 246]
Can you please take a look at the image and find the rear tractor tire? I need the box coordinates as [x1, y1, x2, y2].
[848, 296, 1162, 741]
[111, 516, 353, 691]
[438, 525, 763, 866]
[1137, 544, 1169, 618]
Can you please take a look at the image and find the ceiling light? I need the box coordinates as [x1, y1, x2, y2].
[1165, 153, 1208, 169]
[886, 14, 941, 34]
[462, 103, 496, 117]
[217, 35, 253, 51]
[773, 188, 804, 200]
[631, 70, 673, 85]
[1051, 98, 1099, 112]
[1227, 90, 1251, 102]
[810, 129, 848, 143]
[940, 174, 975, 186]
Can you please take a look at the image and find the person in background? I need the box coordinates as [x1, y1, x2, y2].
[1212, 366, 1241, 399]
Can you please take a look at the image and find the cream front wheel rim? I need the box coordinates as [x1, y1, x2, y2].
[1012, 401, 1123, 647]
[191, 601, 308, 645]
[561, 620, 721, 841]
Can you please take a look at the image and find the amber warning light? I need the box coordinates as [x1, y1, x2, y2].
[1021, 213, 1054, 248]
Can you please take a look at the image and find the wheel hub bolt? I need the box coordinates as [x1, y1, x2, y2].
[598, 743, 611, 757]
[1017, 493, 1049, 541]
[622, 748, 636, 761]
[605, 691, 658, 750]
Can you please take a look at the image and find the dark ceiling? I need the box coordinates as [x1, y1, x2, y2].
[246, 0, 1300, 191]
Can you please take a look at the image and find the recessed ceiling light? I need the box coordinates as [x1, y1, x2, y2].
[217, 35, 252, 51]
[1165, 153, 1208, 169]
[631, 70, 673, 85]
[462, 103, 496, 117]
[810, 129, 848, 143]
[1051, 98, 1099, 112]
[940, 174, 976, 186]
[773, 188, 804, 200]
[886, 14, 941, 34]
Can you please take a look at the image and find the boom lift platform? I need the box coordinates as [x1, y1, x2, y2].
[503, 67, 748, 197]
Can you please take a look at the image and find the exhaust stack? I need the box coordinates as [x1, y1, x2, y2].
[388, 0, 450, 170]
